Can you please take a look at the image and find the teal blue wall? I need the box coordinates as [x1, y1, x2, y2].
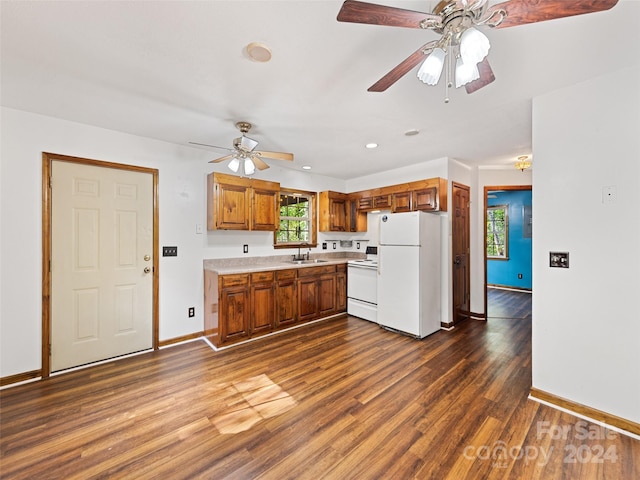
[487, 190, 532, 289]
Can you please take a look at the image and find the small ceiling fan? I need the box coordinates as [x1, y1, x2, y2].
[190, 121, 294, 175]
[337, 0, 619, 97]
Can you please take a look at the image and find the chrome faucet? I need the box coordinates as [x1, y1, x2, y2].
[293, 243, 310, 261]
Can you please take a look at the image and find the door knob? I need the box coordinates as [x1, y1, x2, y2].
[144, 255, 151, 261]
[144, 267, 151, 274]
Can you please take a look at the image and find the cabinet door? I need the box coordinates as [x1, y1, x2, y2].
[298, 276, 318, 322]
[251, 188, 279, 231]
[318, 274, 337, 317]
[373, 194, 392, 209]
[216, 182, 250, 229]
[335, 271, 347, 312]
[413, 187, 438, 211]
[220, 286, 250, 343]
[251, 283, 275, 334]
[393, 192, 412, 212]
[276, 280, 297, 327]
[330, 197, 348, 231]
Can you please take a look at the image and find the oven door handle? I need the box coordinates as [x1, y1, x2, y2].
[348, 264, 377, 271]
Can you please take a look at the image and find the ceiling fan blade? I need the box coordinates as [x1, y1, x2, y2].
[255, 151, 294, 161]
[251, 156, 270, 171]
[337, 0, 441, 29]
[208, 153, 235, 164]
[490, 0, 619, 29]
[465, 58, 496, 94]
[189, 141, 233, 152]
[368, 41, 438, 92]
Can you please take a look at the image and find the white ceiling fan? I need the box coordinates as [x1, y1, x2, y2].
[190, 121, 294, 176]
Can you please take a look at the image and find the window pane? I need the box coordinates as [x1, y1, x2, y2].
[487, 204, 508, 259]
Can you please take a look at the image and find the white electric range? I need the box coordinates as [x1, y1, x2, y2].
[347, 246, 378, 322]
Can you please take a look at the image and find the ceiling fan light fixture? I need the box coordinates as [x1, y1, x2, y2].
[459, 27, 490, 65]
[244, 158, 256, 175]
[417, 48, 446, 85]
[455, 56, 480, 88]
[515, 155, 532, 171]
[228, 157, 240, 173]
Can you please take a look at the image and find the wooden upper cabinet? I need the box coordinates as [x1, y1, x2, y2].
[392, 191, 412, 212]
[214, 181, 250, 230]
[319, 191, 348, 232]
[251, 186, 279, 231]
[413, 187, 438, 211]
[319, 191, 367, 232]
[353, 177, 447, 213]
[207, 172, 279, 231]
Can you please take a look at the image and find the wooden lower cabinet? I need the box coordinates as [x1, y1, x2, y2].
[297, 276, 318, 322]
[219, 284, 250, 344]
[216, 264, 346, 346]
[336, 265, 347, 312]
[276, 269, 297, 327]
[250, 271, 275, 335]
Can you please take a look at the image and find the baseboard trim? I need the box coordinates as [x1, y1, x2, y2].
[158, 331, 204, 348]
[470, 311, 486, 320]
[529, 387, 640, 437]
[488, 284, 532, 293]
[0, 370, 42, 388]
[440, 321, 455, 330]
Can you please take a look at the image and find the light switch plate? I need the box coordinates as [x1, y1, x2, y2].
[549, 252, 569, 268]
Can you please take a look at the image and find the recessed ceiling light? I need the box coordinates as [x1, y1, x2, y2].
[404, 129, 420, 136]
[302, 165, 312, 170]
[246, 42, 272, 62]
[365, 143, 378, 149]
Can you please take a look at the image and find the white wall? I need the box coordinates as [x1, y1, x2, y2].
[0, 107, 346, 377]
[532, 67, 640, 423]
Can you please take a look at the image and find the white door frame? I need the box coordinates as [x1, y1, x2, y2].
[42, 152, 159, 377]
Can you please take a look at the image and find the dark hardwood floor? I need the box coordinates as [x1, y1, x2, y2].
[1, 298, 638, 479]
[487, 286, 532, 320]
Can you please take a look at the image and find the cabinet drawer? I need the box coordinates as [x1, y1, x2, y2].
[251, 271, 275, 283]
[220, 274, 249, 288]
[358, 197, 373, 210]
[297, 265, 337, 277]
[373, 194, 392, 209]
[336, 263, 346, 273]
[276, 269, 297, 281]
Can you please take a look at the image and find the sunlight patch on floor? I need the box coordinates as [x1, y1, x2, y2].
[210, 374, 297, 434]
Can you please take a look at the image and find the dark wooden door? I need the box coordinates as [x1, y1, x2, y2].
[452, 182, 470, 323]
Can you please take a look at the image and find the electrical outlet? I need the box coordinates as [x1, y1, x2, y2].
[322, 242, 327, 250]
[333, 242, 337, 249]
[188, 307, 195, 318]
[243, 244, 248, 254]
[518, 273, 523, 279]
[162, 246, 177, 257]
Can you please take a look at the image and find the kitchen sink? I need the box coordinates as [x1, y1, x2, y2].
[288, 259, 328, 264]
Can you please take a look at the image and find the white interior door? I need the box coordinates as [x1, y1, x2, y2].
[51, 161, 153, 372]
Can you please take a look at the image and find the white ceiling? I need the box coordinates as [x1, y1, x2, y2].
[2, 1, 638, 179]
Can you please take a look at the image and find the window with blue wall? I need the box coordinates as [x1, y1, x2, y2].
[487, 189, 532, 289]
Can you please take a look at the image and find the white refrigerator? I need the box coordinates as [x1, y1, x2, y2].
[377, 211, 441, 338]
